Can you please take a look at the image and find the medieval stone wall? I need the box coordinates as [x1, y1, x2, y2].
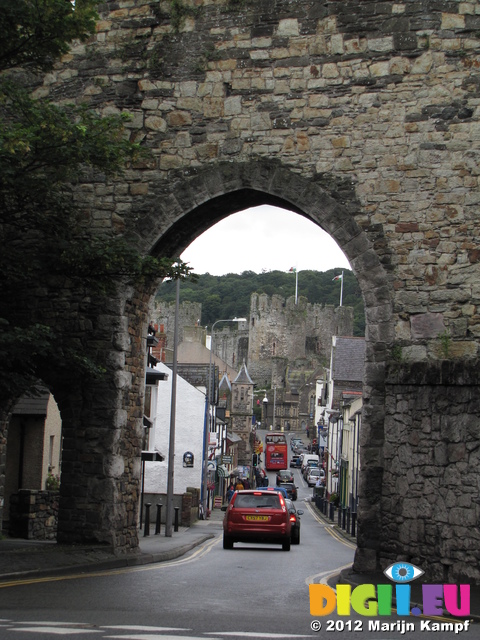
[154, 300, 202, 346]
[154, 293, 353, 386]
[247, 293, 354, 384]
[2, 0, 477, 579]
[379, 361, 480, 583]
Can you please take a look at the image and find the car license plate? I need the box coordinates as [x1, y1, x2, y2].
[245, 515, 268, 521]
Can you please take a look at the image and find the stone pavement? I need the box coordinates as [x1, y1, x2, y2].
[0, 507, 224, 582]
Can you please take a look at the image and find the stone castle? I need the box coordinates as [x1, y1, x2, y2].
[154, 293, 354, 388]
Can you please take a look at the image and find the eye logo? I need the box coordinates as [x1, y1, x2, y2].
[384, 562, 424, 583]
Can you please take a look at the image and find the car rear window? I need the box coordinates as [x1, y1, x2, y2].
[234, 493, 281, 509]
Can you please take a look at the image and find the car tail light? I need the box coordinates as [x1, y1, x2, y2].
[279, 494, 286, 508]
[289, 514, 297, 523]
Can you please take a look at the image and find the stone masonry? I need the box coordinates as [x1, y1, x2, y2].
[154, 293, 354, 387]
[247, 293, 353, 385]
[1, 0, 479, 581]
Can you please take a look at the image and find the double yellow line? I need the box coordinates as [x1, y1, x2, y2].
[0, 536, 221, 589]
[304, 501, 357, 550]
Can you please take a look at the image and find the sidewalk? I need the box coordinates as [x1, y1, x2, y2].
[0, 507, 225, 582]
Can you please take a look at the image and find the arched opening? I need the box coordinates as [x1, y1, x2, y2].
[128, 160, 392, 573]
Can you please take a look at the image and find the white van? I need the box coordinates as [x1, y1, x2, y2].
[300, 454, 319, 473]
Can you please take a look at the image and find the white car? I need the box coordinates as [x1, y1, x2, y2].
[307, 468, 322, 487]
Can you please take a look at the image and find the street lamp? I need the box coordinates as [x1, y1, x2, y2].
[201, 317, 246, 518]
[262, 393, 268, 430]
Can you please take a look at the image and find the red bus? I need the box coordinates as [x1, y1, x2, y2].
[265, 432, 288, 471]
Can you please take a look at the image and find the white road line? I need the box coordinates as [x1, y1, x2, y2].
[102, 627, 190, 632]
[305, 562, 354, 587]
[208, 634, 312, 638]
[103, 636, 217, 640]
[10, 627, 101, 635]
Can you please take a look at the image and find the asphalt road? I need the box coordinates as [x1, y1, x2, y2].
[0, 435, 477, 640]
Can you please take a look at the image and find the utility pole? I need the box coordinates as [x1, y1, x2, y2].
[165, 277, 180, 537]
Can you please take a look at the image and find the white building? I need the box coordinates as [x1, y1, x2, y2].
[144, 362, 206, 498]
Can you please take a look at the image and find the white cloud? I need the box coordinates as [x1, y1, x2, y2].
[181, 205, 350, 276]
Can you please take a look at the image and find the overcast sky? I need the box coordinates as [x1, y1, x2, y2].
[180, 205, 351, 276]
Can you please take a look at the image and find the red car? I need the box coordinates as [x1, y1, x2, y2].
[223, 490, 292, 551]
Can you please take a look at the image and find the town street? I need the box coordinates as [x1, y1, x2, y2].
[0, 467, 478, 640]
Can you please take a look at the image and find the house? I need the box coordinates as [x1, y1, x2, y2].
[4, 388, 62, 538]
[142, 362, 206, 517]
[320, 336, 365, 501]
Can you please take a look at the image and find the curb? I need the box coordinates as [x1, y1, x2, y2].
[0, 533, 215, 583]
[310, 499, 357, 546]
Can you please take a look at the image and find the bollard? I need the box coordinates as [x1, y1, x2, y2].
[342, 507, 346, 530]
[329, 502, 334, 521]
[338, 505, 342, 527]
[174, 506, 180, 532]
[144, 502, 151, 537]
[351, 511, 357, 537]
[155, 503, 163, 535]
[346, 508, 351, 534]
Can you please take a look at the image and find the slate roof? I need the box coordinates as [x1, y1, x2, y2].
[227, 432, 242, 445]
[13, 388, 50, 416]
[332, 337, 366, 383]
[233, 361, 253, 385]
[219, 373, 231, 392]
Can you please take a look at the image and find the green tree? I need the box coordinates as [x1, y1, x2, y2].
[0, 0, 99, 72]
[0, 0, 191, 407]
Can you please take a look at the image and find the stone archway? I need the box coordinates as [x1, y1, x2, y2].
[2, 0, 479, 582]
[134, 159, 393, 574]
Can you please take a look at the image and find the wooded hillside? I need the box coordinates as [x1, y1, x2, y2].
[156, 268, 365, 336]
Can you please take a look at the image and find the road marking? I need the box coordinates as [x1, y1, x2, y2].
[304, 502, 356, 550]
[209, 634, 312, 638]
[9, 627, 101, 635]
[103, 636, 217, 640]
[0, 537, 221, 590]
[105, 633, 218, 640]
[305, 563, 354, 587]
[103, 627, 191, 632]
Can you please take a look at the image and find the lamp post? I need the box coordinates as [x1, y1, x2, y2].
[201, 317, 246, 517]
[262, 393, 268, 430]
[165, 277, 180, 537]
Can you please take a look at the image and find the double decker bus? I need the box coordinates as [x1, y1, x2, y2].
[265, 432, 288, 471]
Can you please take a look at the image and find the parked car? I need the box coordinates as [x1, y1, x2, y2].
[276, 469, 295, 485]
[278, 481, 297, 501]
[290, 455, 301, 468]
[306, 467, 324, 487]
[303, 462, 320, 480]
[285, 498, 303, 545]
[294, 445, 308, 455]
[223, 490, 291, 551]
